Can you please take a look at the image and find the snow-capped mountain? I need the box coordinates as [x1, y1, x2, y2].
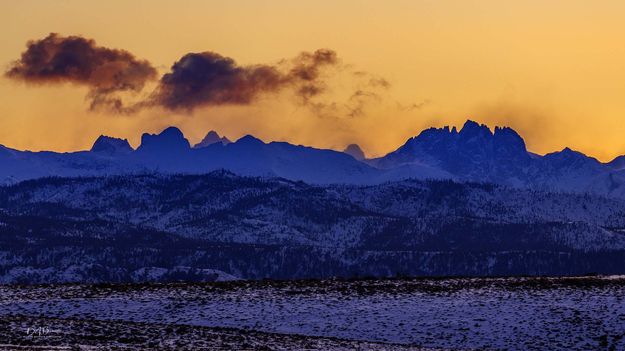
[371, 120, 623, 195]
[2, 121, 625, 196]
[0, 127, 381, 184]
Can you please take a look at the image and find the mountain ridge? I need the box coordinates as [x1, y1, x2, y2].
[1, 171, 624, 283]
[2, 120, 625, 197]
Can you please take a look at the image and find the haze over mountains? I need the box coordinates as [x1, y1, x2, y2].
[2, 120, 625, 197]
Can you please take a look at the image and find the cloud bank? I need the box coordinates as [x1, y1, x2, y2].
[6, 34, 389, 118]
[150, 49, 338, 111]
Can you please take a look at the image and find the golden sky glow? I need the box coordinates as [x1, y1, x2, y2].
[2, 0, 625, 161]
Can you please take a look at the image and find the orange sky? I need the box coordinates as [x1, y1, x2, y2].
[2, 0, 625, 161]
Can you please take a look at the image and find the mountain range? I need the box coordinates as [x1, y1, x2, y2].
[3, 121, 625, 283]
[2, 120, 625, 197]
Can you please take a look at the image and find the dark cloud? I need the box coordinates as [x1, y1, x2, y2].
[5, 33, 157, 112]
[7, 35, 389, 117]
[151, 52, 284, 111]
[151, 49, 340, 111]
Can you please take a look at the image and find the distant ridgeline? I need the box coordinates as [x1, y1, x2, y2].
[0, 172, 624, 283]
[2, 121, 625, 198]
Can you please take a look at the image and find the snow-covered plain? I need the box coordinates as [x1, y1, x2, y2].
[0, 276, 623, 350]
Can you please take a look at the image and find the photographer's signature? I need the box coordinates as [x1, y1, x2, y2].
[25, 326, 61, 338]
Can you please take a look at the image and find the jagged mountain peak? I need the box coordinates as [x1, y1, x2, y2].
[494, 125, 515, 134]
[193, 131, 231, 148]
[404, 120, 525, 151]
[372, 120, 532, 180]
[343, 144, 366, 160]
[415, 125, 455, 138]
[460, 120, 492, 136]
[410, 120, 496, 143]
[90, 135, 133, 154]
[493, 126, 527, 154]
[137, 126, 190, 152]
